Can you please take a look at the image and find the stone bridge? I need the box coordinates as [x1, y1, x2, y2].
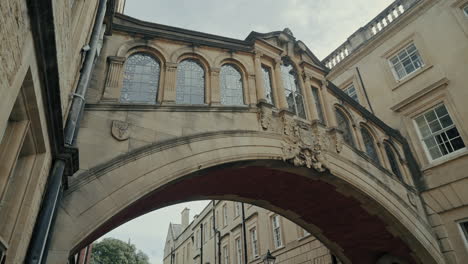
[47, 14, 446, 264]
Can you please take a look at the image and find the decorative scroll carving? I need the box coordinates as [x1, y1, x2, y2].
[111, 120, 130, 141]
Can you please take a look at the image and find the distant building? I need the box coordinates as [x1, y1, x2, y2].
[163, 202, 336, 264]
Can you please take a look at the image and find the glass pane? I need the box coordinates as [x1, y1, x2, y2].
[439, 115, 453, 128]
[424, 137, 437, 148]
[120, 53, 160, 104]
[451, 137, 465, 151]
[262, 66, 274, 105]
[312, 87, 325, 123]
[429, 146, 442, 159]
[281, 60, 304, 118]
[385, 144, 402, 180]
[220, 64, 244, 106]
[429, 120, 442, 133]
[446, 127, 460, 139]
[176, 60, 205, 104]
[335, 110, 355, 147]
[435, 105, 448, 117]
[425, 111, 437, 122]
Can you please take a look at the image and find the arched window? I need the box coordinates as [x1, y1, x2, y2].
[176, 59, 205, 104]
[220, 64, 244, 105]
[120, 53, 160, 103]
[335, 108, 355, 147]
[361, 127, 380, 164]
[384, 143, 403, 180]
[281, 60, 306, 119]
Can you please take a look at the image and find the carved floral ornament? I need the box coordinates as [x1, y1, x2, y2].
[258, 104, 343, 172]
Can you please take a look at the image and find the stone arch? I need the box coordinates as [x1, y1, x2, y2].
[48, 131, 444, 264]
[334, 104, 358, 148]
[359, 122, 383, 164]
[116, 39, 169, 64]
[170, 47, 212, 69]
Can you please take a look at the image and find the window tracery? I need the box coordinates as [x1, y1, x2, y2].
[361, 126, 380, 164]
[120, 53, 160, 103]
[281, 60, 306, 119]
[176, 59, 205, 104]
[335, 108, 355, 147]
[220, 64, 244, 105]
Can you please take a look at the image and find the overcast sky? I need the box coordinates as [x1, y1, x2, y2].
[124, 0, 394, 60]
[101, 1, 395, 263]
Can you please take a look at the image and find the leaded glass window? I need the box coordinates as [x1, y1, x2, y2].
[262, 66, 274, 105]
[335, 109, 355, 147]
[414, 104, 465, 160]
[120, 53, 160, 103]
[312, 87, 325, 124]
[176, 59, 205, 104]
[220, 64, 244, 105]
[281, 61, 306, 119]
[361, 127, 380, 164]
[385, 143, 402, 180]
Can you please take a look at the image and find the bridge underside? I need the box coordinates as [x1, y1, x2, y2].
[74, 162, 414, 264]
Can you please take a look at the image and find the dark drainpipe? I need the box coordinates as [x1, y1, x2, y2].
[25, 0, 108, 263]
[212, 201, 217, 264]
[200, 224, 204, 264]
[356, 67, 374, 114]
[241, 203, 248, 264]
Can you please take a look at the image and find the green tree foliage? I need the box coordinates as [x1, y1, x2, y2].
[90, 237, 150, 264]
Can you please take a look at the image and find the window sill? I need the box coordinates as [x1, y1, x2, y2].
[421, 147, 468, 171]
[271, 245, 285, 253]
[392, 64, 433, 91]
[249, 256, 261, 263]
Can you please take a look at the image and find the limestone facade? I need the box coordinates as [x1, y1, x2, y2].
[163, 202, 336, 264]
[323, 0, 468, 262]
[0, 0, 106, 262]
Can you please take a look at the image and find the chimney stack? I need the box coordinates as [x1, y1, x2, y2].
[181, 208, 190, 227]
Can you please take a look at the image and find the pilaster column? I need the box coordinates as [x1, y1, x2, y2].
[210, 67, 221, 105]
[302, 74, 319, 121]
[162, 62, 178, 104]
[320, 80, 338, 127]
[253, 52, 266, 103]
[102, 56, 126, 102]
[273, 59, 288, 110]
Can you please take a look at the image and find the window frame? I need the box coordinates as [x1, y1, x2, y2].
[120, 52, 161, 104]
[271, 215, 283, 249]
[335, 107, 356, 148]
[388, 42, 424, 81]
[311, 86, 325, 124]
[176, 59, 206, 105]
[384, 142, 404, 181]
[458, 219, 468, 251]
[343, 83, 359, 102]
[219, 64, 245, 106]
[280, 59, 307, 119]
[261, 65, 275, 106]
[413, 104, 466, 162]
[360, 125, 381, 164]
[223, 204, 228, 227]
[223, 244, 230, 264]
[249, 226, 259, 258]
[234, 202, 241, 218]
[235, 237, 242, 264]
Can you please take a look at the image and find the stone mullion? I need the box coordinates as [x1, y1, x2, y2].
[210, 67, 220, 105]
[253, 52, 266, 103]
[102, 56, 125, 102]
[302, 75, 319, 121]
[273, 59, 288, 110]
[320, 81, 338, 127]
[162, 62, 178, 104]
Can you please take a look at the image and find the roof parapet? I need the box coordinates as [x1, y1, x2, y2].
[322, 0, 420, 69]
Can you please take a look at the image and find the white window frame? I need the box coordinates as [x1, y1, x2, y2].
[234, 202, 241, 218]
[413, 104, 466, 161]
[235, 237, 242, 264]
[250, 227, 259, 257]
[458, 219, 468, 251]
[343, 84, 359, 102]
[223, 245, 230, 264]
[223, 204, 228, 227]
[271, 215, 283, 249]
[388, 43, 424, 81]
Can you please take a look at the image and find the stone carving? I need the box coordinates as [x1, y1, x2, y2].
[328, 128, 344, 153]
[259, 106, 273, 131]
[111, 120, 130, 141]
[407, 192, 418, 208]
[280, 113, 327, 172]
